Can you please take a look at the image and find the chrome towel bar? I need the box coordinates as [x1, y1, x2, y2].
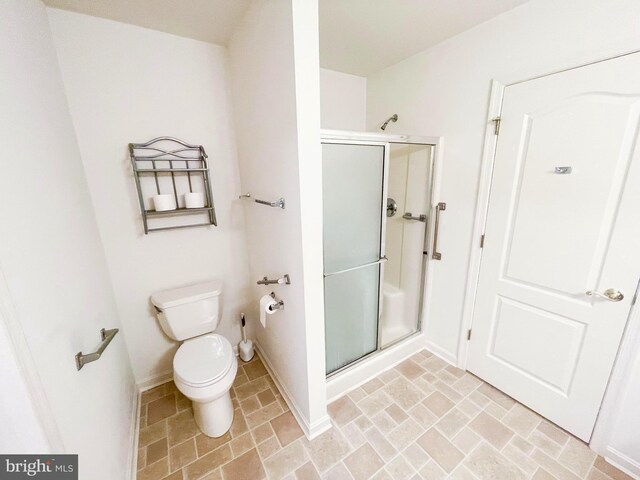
[258, 274, 290, 286]
[75, 328, 119, 371]
[402, 212, 427, 222]
[239, 192, 285, 209]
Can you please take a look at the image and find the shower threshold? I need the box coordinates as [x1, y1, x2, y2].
[325, 331, 426, 402]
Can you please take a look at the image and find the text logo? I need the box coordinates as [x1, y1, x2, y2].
[0, 455, 77, 479]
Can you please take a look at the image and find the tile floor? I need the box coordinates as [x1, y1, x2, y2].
[136, 350, 633, 480]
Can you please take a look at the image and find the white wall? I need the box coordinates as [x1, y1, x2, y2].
[366, 0, 640, 471]
[320, 68, 367, 131]
[366, 0, 640, 361]
[47, 9, 253, 384]
[229, 0, 329, 437]
[592, 297, 640, 477]
[0, 1, 135, 477]
[0, 304, 50, 453]
[291, 0, 328, 434]
[606, 347, 640, 474]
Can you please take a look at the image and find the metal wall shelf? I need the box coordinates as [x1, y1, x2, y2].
[129, 137, 217, 233]
[145, 206, 215, 217]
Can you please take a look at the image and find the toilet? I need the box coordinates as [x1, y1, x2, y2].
[151, 280, 237, 438]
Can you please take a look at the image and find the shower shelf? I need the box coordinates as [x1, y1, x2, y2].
[129, 137, 217, 234]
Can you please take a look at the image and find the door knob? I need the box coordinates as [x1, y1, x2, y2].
[387, 198, 398, 217]
[585, 288, 624, 302]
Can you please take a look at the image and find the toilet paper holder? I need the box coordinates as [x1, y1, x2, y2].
[269, 292, 284, 311]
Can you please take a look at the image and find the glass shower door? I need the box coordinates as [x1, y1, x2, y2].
[322, 142, 387, 374]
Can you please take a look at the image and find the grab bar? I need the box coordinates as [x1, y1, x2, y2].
[239, 192, 285, 209]
[75, 328, 119, 371]
[432, 202, 446, 260]
[324, 256, 387, 278]
[402, 212, 427, 222]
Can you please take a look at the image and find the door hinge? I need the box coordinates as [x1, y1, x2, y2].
[480, 234, 485, 248]
[467, 329, 472, 341]
[491, 117, 501, 135]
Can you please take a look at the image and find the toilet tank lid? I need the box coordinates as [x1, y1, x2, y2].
[151, 280, 222, 309]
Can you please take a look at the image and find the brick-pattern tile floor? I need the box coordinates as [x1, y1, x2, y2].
[135, 350, 633, 480]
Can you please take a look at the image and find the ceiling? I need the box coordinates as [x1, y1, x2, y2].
[319, 0, 529, 76]
[43, 0, 528, 77]
[42, 0, 252, 46]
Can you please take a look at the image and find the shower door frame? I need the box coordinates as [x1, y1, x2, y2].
[321, 130, 443, 387]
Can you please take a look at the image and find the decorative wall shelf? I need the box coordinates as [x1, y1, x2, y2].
[129, 137, 217, 234]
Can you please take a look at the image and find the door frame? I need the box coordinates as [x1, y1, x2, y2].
[456, 79, 505, 368]
[321, 129, 445, 399]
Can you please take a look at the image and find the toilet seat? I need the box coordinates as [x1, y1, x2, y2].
[174, 333, 233, 388]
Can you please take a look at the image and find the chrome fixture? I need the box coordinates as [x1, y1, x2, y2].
[239, 192, 285, 209]
[432, 202, 446, 260]
[76, 328, 119, 371]
[324, 256, 388, 278]
[258, 274, 291, 286]
[268, 292, 285, 311]
[380, 114, 398, 131]
[403, 212, 427, 222]
[386, 198, 398, 217]
[555, 166, 572, 174]
[586, 288, 624, 302]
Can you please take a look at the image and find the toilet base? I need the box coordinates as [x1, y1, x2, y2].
[193, 391, 234, 438]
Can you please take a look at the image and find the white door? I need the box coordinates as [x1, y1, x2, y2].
[467, 53, 640, 441]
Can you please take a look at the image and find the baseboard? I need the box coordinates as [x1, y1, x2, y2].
[604, 447, 640, 479]
[424, 339, 457, 365]
[326, 333, 429, 403]
[137, 370, 173, 392]
[254, 343, 331, 440]
[128, 383, 141, 480]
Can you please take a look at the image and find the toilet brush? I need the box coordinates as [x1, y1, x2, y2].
[238, 313, 254, 362]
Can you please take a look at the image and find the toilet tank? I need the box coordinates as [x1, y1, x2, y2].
[151, 280, 222, 341]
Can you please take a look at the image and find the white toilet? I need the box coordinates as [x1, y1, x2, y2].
[151, 280, 237, 438]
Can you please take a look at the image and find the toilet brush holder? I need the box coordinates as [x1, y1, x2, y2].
[238, 313, 254, 362]
[239, 339, 254, 362]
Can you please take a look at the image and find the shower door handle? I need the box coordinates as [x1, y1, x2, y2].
[432, 202, 446, 260]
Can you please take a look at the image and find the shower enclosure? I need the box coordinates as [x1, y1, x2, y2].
[322, 131, 438, 377]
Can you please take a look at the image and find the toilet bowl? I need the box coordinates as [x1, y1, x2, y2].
[151, 280, 237, 438]
[173, 334, 237, 437]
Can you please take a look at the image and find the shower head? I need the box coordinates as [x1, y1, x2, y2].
[380, 114, 398, 131]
